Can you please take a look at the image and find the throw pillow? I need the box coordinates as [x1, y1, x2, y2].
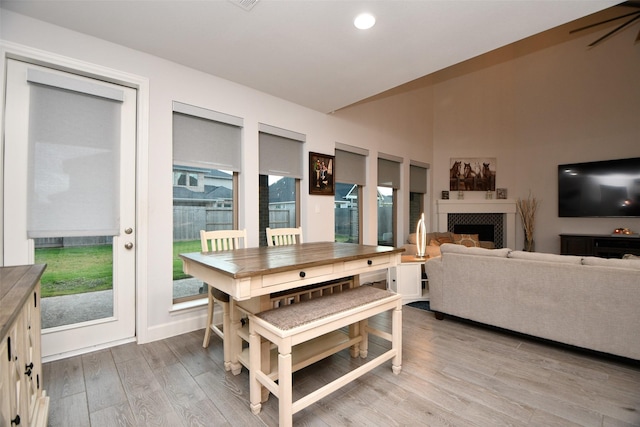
[622, 253, 640, 260]
[453, 233, 480, 247]
[429, 239, 441, 246]
[436, 236, 454, 245]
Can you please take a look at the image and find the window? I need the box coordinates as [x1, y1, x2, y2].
[172, 102, 242, 303]
[378, 156, 401, 246]
[258, 124, 305, 246]
[334, 145, 368, 243]
[409, 162, 428, 232]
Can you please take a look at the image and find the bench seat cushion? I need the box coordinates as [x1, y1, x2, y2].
[256, 286, 395, 331]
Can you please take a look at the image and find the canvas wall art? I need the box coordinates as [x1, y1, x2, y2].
[449, 157, 496, 191]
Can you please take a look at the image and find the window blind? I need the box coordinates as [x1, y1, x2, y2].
[335, 149, 366, 185]
[410, 164, 428, 193]
[377, 157, 401, 189]
[172, 102, 242, 172]
[27, 78, 122, 237]
[259, 127, 304, 178]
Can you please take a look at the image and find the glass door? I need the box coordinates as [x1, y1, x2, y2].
[3, 59, 137, 358]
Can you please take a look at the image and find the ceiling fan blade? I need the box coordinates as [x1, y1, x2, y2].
[588, 13, 640, 46]
[570, 10, 640, 34]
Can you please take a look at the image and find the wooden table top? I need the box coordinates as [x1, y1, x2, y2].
[180, 242, 404, 279]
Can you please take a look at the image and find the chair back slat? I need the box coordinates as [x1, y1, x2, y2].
[266, 227, 303, 247]
[200, 229, 247, 252]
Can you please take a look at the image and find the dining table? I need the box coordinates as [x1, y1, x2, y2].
[180, 241, 404, 375]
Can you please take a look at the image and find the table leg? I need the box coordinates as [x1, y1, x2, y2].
[358, 318, 369, 358]
[229, 299, 243, 375]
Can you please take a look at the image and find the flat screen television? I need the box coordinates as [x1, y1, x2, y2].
[558, 157, 640, 217]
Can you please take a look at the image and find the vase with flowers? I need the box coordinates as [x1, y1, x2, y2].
[517, 191, 539, 252]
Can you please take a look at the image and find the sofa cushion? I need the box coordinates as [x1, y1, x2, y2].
[440, 243, 510, 257]
[508, 251, 582, 264]
[582, 256, 640, 271]
[453, 233, 479, 247]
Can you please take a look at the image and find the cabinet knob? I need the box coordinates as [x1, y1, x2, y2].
[11, 414, 20, 425]
[367, 260, 373, 265]
[299, 271, 306, 278]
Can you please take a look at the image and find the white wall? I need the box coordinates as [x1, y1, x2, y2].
[336, 8, 640, 254]
[0, 10, 428, 344]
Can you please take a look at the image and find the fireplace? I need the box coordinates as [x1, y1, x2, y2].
[435, 199, 517, 249]
[450, 214, 504, 248]
[453, 223, 496, 245]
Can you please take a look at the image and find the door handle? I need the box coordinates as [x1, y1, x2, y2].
[124, 242, 134, 250]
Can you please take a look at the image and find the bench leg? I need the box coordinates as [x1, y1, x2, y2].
[392, 304, 402, 374]
[278, 351, 293, 427]
[359, 318, 368, 358]
[249, 325, 262, 415]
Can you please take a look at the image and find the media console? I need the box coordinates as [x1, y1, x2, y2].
[560, 233, 640, 258]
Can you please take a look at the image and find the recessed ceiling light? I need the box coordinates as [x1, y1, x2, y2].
[354, 13, 375, 30]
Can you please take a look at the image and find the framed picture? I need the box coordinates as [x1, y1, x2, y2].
[497, 188, 508, 199]
[449, 157, 496, 191]
[309, 152, 335, 195]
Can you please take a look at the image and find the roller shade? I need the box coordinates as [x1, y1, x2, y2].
[410, 164, 427, 193]
[377, 157, 401, 189]
[27, 74, 122, 237]
[259, 126, 304, 178]
[335, 149, 366, 185]
[172, 102, 242, 172]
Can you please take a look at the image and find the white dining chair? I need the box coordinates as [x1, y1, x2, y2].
[200, 229, 247, 368]
[266, 227, 303, 246]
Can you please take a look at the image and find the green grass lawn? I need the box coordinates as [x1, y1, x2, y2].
[173, 240, 201, 280]
[35, 240, 201, 298]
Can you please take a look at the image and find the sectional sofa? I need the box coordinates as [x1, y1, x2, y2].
[424, 243, 640, 360]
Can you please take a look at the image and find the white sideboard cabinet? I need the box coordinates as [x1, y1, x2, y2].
[0, 264, 49, 427]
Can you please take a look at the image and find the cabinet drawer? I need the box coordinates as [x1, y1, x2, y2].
[261, 264, 335, 287]
[343, 255, 391, 272]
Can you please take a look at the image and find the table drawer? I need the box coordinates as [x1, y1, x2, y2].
[343, 255, 391, 272]
[262, 264, 335, 288]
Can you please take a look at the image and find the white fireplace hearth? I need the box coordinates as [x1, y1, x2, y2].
[435, 199, 517, 249]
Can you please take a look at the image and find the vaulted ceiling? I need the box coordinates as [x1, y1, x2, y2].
[0, 0, 622, 113]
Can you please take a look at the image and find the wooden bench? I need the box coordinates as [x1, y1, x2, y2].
[247, 285, 402, 427]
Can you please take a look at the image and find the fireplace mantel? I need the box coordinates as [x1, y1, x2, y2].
[436, 199, 517, 249]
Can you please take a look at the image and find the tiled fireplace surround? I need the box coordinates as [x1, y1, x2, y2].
[435, 199, 517, 249]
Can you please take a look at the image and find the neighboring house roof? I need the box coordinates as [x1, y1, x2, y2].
[269, 178, 296, 203]
[173, 185, 231, 201]
[335, 183, 356, 202]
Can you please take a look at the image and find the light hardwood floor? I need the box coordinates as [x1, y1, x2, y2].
[43, 306, 640, 426]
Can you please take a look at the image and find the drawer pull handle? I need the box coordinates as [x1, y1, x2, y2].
[25, 362, 33, 377]
[367, 260, 373, 265]
[299, 271, 306, 278]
